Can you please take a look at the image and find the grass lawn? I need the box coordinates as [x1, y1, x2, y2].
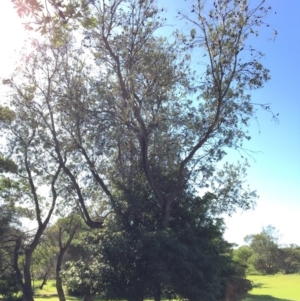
[33, 279, 57, 295]
[244, 274, 300, 301]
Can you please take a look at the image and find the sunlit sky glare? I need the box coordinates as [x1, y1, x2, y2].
[1, 0, 300, 246]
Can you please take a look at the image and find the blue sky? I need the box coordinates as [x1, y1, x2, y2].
[1, 0, 299, 246]
[151, 0, 300, 246]
[222, 0, 300, 246]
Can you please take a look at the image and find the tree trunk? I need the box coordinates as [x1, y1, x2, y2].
[82, 294, 94, 301]
[22, 251, 34, 301]
[154, 294, 161, 301]
[22, 286, 34, 301]
[154, 285, 161, 301]
[39, 272, 48, 289]
[56, 248, 66, 301]
[161, 201, 171, 229]
[56, 226, 78, 301]
[13, 238, 34, 301]
[56, 275, 66, 301]
[13, 238, 24, 292]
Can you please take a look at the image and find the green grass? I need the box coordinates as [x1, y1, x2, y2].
[33, 279, 58, 295]
[244, 274, 300, 301]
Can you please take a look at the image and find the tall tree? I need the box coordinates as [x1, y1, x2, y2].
[3, 0, 276, 299]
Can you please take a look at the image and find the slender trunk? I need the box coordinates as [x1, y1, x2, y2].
[56, 248, 66, 301]
[154, 285, 161, 301]
[82, 294, 94, 301]
[13, 238, 24, 292]
[56, 226, 78, 301]
[154, 294, 161, 301]
[39, 272, 48, 289]
[161, 201, 171, 229]
[128, 296, 143, 301]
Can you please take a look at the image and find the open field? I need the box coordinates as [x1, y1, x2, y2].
[244, 274, 300, 301]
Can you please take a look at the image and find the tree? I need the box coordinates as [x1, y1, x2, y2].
[245, 225, 281, 274]
[4, 0, 276, 299]
[279, 245, 300, 274]
[1, 96, 65, 301]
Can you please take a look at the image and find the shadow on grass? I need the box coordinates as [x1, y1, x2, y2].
[251, 282, 271, 289]
[244, 294, 294, 301]
[34, 294, 102, 301]
[251, 282, 265, 289]
[34, 294, 59, 299]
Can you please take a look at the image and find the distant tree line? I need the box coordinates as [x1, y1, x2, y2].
[234, 225, 300, 275]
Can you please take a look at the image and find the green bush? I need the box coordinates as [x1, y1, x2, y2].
[0, 272, 21, 301]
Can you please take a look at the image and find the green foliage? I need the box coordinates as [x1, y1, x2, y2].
[233, 245, 254, 263]
[63, 259, 103, 297]
[62, 189, 251, 301]
[279, 245, 300, 274]
[0, 158, 18, 174]
[0, 277, 20, 301]
[0, 205, 22, 300]
[233, 245, 257, 274]
[12, 0, 93, 42]
[0, 264, 21, 301]
[0, 106, 15, 125]
[245, 226, 282, 274]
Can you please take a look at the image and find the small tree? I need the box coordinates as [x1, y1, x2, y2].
[233, 245, 255, 273]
